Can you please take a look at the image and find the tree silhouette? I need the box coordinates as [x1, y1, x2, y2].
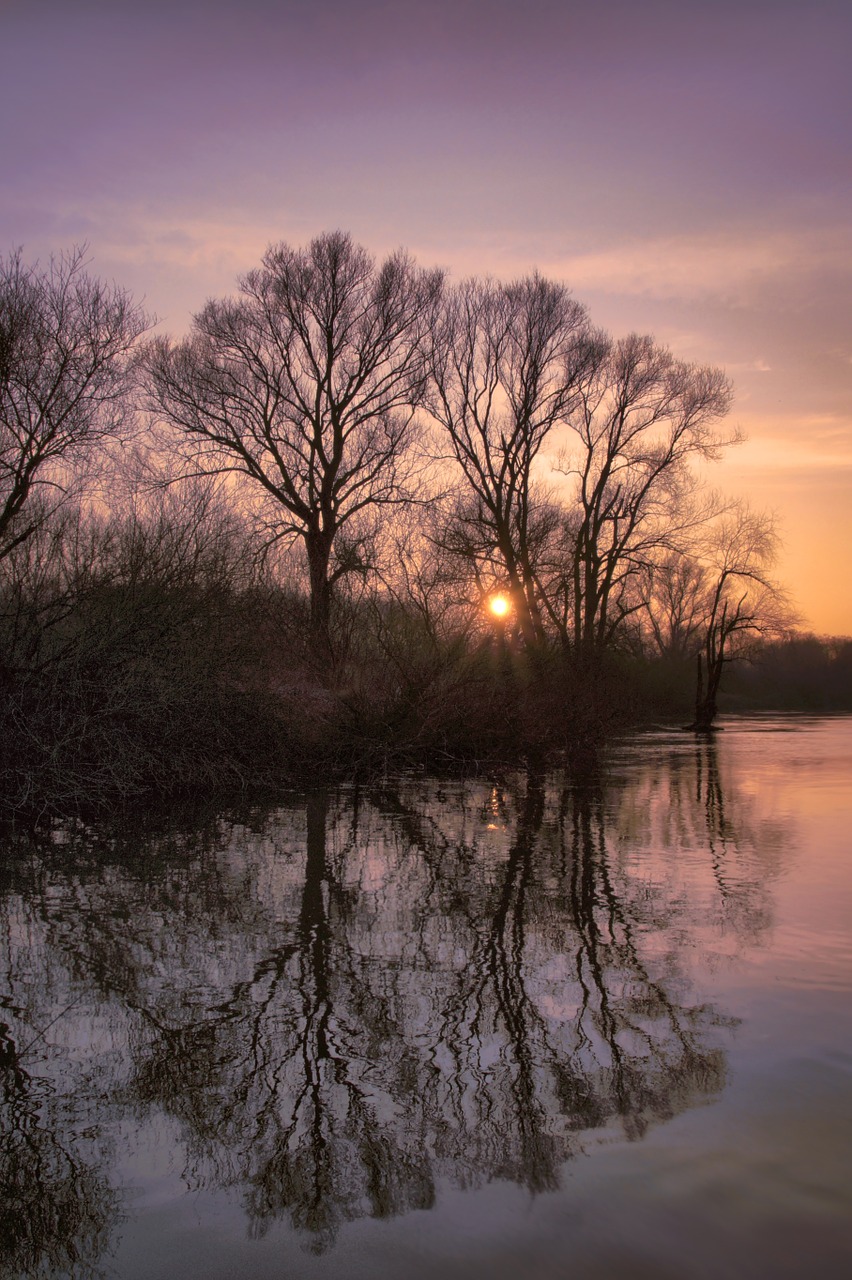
[146, 232, 443, 665]
[0, 246, 148, 563]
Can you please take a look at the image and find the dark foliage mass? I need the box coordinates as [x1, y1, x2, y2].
[0, 236, 825, 814]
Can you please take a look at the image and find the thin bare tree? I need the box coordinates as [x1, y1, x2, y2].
[640, 550, 710, 661]
[691, 504, 797, 730]
[0, 246, 149, 562]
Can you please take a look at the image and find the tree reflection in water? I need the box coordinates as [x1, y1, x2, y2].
[0, 737, 787, 1266]
[0, 879, 121, 1280]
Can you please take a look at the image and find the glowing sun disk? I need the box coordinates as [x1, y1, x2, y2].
[488, 593, 511, 618]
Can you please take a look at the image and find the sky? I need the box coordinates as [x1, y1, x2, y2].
[3, 0, 851, 633]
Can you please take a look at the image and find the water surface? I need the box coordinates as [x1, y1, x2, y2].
[2, 716, 851, 1278]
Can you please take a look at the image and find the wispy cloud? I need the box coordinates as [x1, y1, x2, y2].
[725, 359, 772, 373]
[722, 432, 852, 473]
[545, 226, 852, 306]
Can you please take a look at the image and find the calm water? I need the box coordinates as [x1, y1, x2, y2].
[1, 716, 851, 1279]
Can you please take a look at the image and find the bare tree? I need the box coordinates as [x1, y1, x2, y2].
[426, 275, 591, 648]
[640, 551, 710, 662]
[0, 247, 149, 562]
[691, 505, 797, 730]
[555, 333, 735, 662]
[146, 232, 443, 664]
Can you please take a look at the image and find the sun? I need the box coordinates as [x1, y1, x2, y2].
[488, 593, 511, 618]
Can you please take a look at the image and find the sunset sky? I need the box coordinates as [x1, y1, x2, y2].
[3, 0, 850, 633]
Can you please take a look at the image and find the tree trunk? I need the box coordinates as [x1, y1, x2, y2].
[694, 652, 705, 727]
[692, 648, 721, 732]
[304, 525, 335, 671]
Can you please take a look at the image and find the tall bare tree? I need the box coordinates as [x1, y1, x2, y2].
[555, 333, 735, 662]
[0, 247, 148, 562]
[146, 232, 443, 663]
[426, 275, 591, 648]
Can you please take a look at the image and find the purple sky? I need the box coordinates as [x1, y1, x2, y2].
[3, 0, 851, 631]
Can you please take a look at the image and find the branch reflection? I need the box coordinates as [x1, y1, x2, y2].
[0, 739, 788, 1264]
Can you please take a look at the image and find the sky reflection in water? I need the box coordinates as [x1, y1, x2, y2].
[1, 717, 850, 1279]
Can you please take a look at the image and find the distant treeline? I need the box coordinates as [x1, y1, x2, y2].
[0, 235, 831, 813]
[721, 635, 852, 712]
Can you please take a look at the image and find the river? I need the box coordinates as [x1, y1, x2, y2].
[1, 715, 850, 1279]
